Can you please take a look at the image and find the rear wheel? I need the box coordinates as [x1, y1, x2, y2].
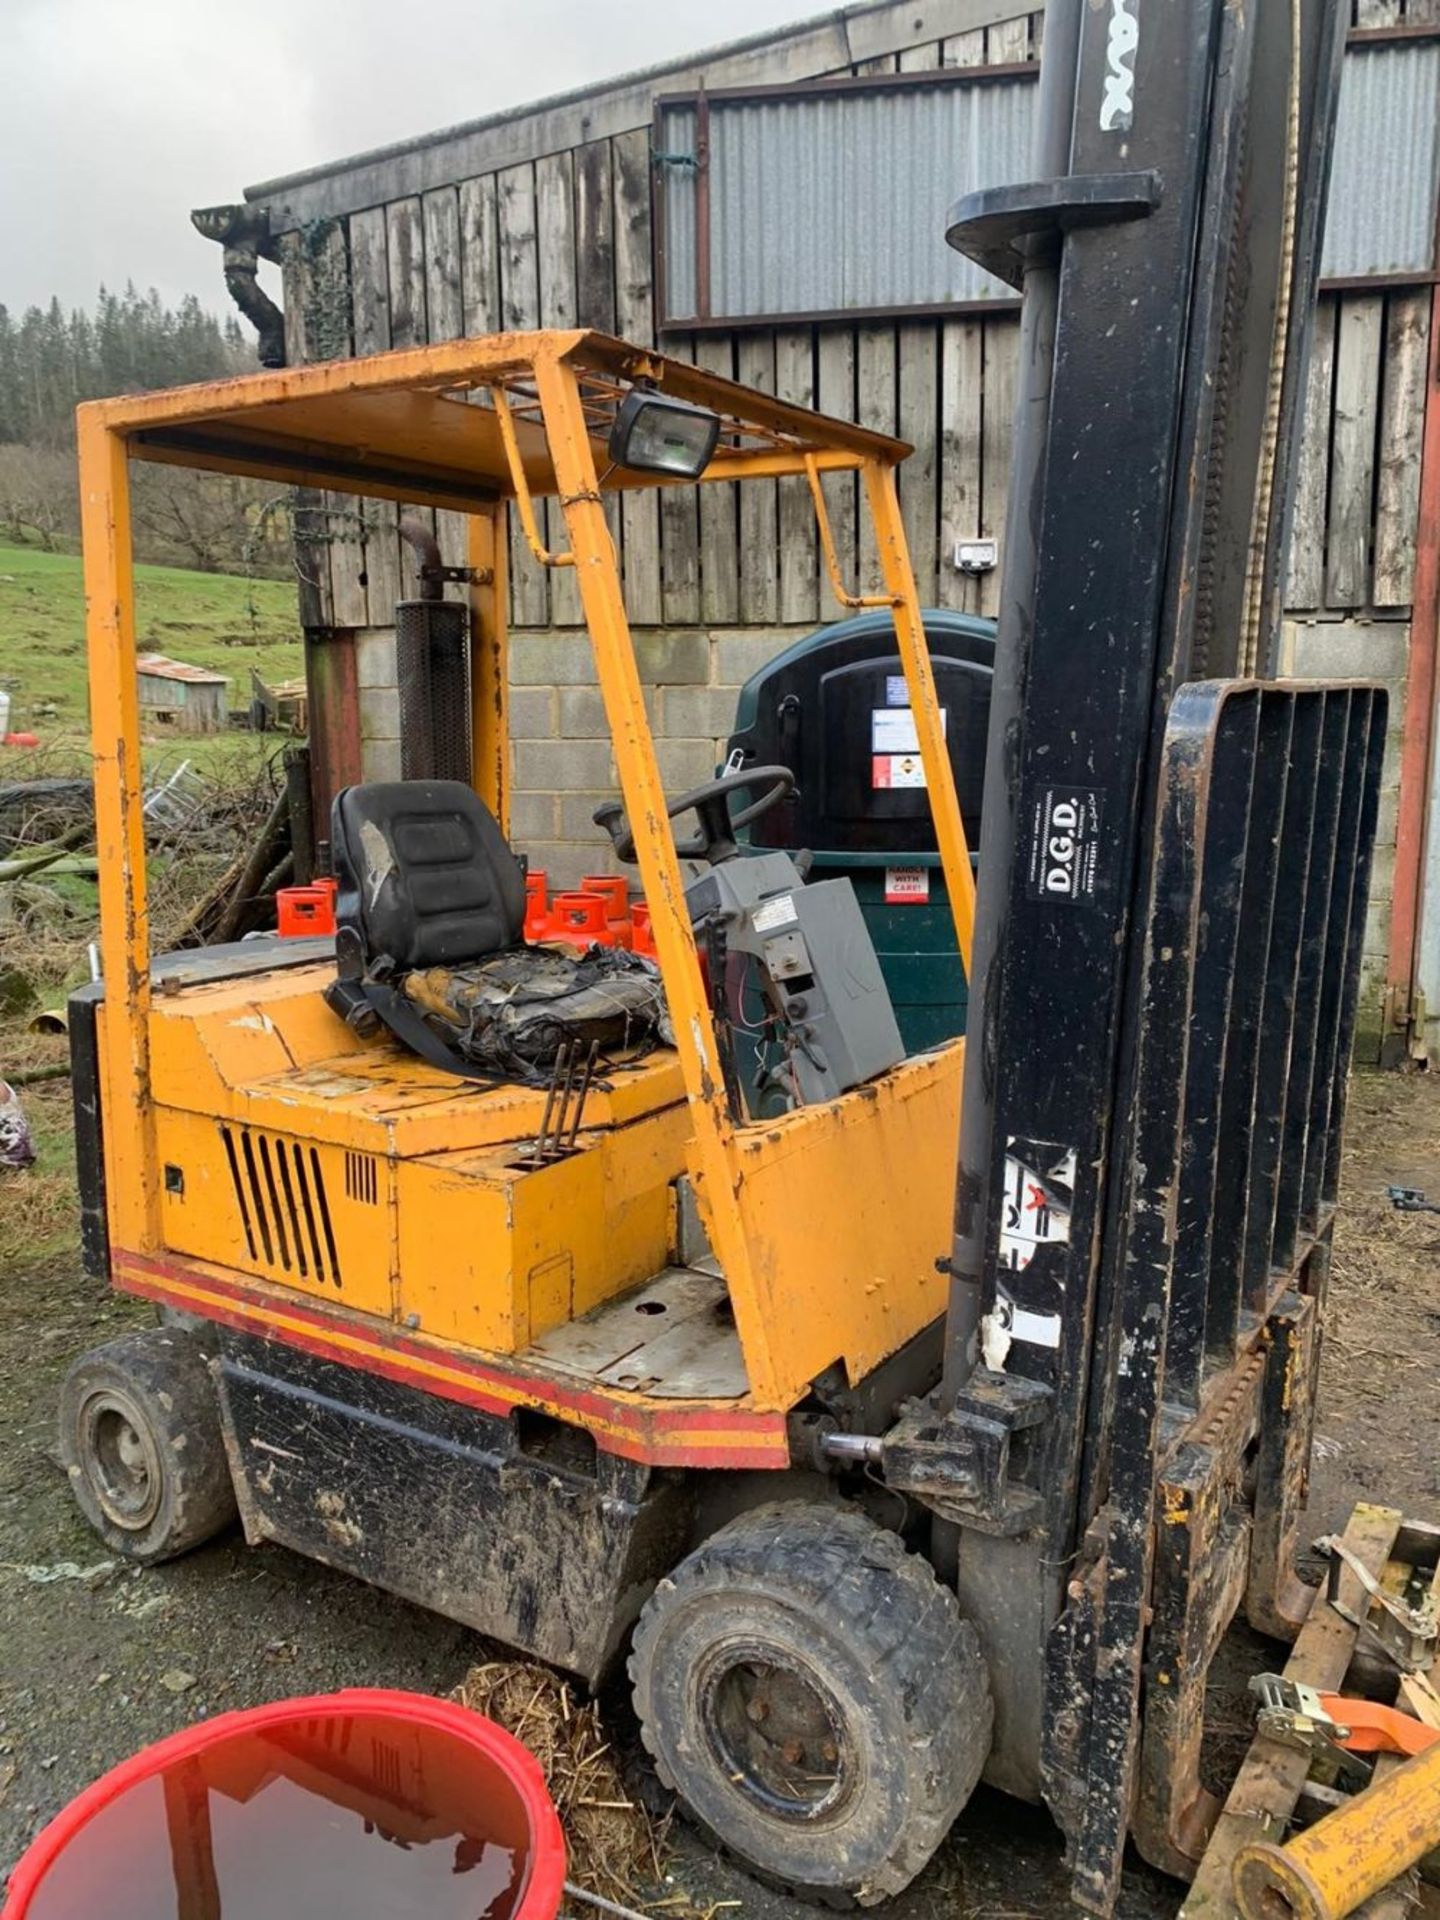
[630, 1501, 992, 1907]
[58, 1328, 237, 1564]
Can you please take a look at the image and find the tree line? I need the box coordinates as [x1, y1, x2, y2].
[0, 284, 250, 447]
[0, 285, 289, 574]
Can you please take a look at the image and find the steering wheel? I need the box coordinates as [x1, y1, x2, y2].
[594, 765, 795, 866]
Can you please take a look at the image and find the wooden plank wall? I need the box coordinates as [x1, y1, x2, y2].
[287, 14, 1046, 634]
[284, 7, 1429, 638]
[1285, 289, 1432, 616]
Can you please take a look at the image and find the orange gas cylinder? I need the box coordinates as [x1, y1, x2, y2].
[524, 869, 550, 941]
[277, 878, 338, 937]
[548, 892, 612, 949]
[579, 875, 632, 948]
[630, 901, 656, 958]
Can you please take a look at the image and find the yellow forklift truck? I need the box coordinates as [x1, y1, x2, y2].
[63, 325, 987, 1903]
[62, 0, 1383, 1907]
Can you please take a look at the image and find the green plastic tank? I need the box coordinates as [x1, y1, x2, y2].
[725, 608, 994, 1051]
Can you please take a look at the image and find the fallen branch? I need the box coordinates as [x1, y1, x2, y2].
[214, 786, 289, 944]
[0, 856, 96, 882]
[0, 818, 92, 883]
[10, 1063, 68, 1088]
[169, 847, 248, 949]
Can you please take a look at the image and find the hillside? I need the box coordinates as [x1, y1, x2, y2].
[0, 542, 303, 745]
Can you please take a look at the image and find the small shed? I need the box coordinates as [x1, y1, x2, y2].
[136, 654, 229, 734]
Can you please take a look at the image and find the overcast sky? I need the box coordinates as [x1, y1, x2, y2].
[4, 0, 809, 320]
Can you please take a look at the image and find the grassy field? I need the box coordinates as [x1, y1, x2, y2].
[0, 541, 297, 1017]
[0, 540, 303, 774]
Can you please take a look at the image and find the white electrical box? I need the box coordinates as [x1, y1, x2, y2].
[954, 538, 998, 574]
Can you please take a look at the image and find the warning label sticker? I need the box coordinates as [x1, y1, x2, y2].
[1024, 785, 1103, 903]
[872, 754, 926, 789]
[751, 893, 798, 934]
[870, 706, 948, 754]
[884, 866, 930, 905]
[870, 708, 948, 789]
[983, 1137, 1076, 1368]
[999, 1144, 1075, 1272]
[992, 1291, 1062, 1350]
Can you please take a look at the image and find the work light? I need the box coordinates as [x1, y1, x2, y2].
[608, 389, 721, 477]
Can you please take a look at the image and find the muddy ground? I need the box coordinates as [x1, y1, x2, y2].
[3, 1060, 1439, 1916]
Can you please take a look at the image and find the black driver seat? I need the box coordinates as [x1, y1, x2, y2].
[325, 780, 527, 1048]
[324, 779, 672, 1082]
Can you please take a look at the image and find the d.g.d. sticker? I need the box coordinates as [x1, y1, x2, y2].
[1025, 785, 1103, 904]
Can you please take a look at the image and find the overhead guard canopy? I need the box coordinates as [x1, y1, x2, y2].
[79, 329, 910, 517]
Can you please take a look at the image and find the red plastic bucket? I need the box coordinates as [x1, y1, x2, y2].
[276, 877, 337, 937]
[3, 1689, 565, 1920]
[630, 901, 656, 958]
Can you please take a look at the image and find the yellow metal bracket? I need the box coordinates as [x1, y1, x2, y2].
[492, 384, 577, 570]
[803, 451, 977, 968]
[804, 455, 899, 611]
[78, 413, 162, 1253]
[818, 454, 978, 975]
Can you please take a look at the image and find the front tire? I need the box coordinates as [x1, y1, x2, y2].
[58, 1328, 237, 1564]
[630, 1502, 992, 1907]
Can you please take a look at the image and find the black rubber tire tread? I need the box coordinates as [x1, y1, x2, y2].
[58, 1327, 237, 1564]
[630, 1500, 992, 1907]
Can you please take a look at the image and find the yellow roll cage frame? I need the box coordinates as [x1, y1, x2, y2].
[78, 328, 975, 1410]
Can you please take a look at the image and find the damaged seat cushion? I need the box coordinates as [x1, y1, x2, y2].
[403, 945, 673, 1077]
[329, 781, 670, 1080]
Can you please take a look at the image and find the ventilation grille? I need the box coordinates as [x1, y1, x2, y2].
[220, 1125, 341, 1289]
[345, 1151, 379, 1205]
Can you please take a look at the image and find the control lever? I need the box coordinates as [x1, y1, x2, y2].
[531, 1042, 572, 1166]
[567, 1041, 601, 1149]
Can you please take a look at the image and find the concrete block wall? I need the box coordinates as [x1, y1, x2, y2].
[355, 623, 808, 890]
[356, 627, 404, 782]
[508, 627, 804, 890]
[1279, 615, 1409, 1062]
